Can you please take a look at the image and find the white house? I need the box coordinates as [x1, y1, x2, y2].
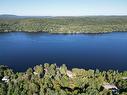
[103, 83, 119, 94]
[103, 83, 118, 90]
[2, 76, 9, 82]
[33, 71, 39, 75]
[66, 70, 75, 78]
[122, 77, 127, 80]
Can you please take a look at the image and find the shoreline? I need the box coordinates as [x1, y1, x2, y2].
[0, 30, 127, 34]
[0, 63, 126, 94]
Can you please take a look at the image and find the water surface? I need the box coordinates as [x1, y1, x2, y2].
[0, 32, 127, 71]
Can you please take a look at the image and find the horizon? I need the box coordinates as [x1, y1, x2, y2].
[1, 14, 127, 17]
[0, 0, 127, 16]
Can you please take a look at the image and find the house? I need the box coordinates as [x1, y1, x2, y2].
[44, 68, 48, 73]
[2, 76, 9, 82]
[66, 70, 75, 78]
[33, 71, 39, 75]
[103, 83, 118, 90]
[103, 83, 119, 94]
[122, 77, 127, 80]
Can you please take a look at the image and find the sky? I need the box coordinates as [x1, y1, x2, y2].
[0, 0, 127, 16]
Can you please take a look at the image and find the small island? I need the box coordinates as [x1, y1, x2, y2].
[0, 63, 127, 95]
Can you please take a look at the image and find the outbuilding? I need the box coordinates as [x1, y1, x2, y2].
[2, 76, 9, 82]
[103, 83, 119, 94]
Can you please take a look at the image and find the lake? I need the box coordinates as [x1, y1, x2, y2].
[0, 32, 127, 72]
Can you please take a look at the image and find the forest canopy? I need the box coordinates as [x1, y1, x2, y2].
[0, 64, 127, 95]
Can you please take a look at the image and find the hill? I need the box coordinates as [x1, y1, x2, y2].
[0, 14, 52, 20]
[0, 15, 127, 33]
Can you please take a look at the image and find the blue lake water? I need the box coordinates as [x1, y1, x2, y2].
[0, 32, 127, 71]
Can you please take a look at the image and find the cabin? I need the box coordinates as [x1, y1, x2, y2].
[44, 68, 48, 73]
[33, 71, 38, 75]
[2, 76, 9, 82]
[33, 71, 44, 78]
[103, 83, 119, 94]
[122, 77, 127, 80]
[66, 70, 75, 78]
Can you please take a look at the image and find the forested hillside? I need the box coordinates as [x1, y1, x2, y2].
[0, 64, 127, 95]
[0, 16, 127, 33]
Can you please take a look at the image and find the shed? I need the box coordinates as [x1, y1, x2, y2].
[2, 76, 9, 82]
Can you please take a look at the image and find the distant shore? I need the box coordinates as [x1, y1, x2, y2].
[0, 16, 127, 33]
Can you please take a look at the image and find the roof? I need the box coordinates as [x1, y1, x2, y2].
[33, 72, 38, 75]
[122, 77, 127, 80]
[67, 70, 74, 78]
[44, 68, 48, 73]
[103, 83, 118, 90]
[2, 76, 9, 82]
